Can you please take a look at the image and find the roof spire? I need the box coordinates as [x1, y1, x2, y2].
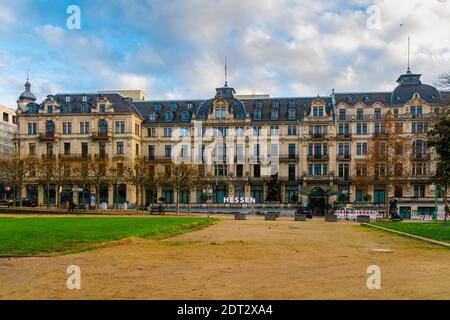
[407, 36, 411, 72]
[224, 57, 228, 87]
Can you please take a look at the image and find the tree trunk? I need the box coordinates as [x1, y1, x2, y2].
[13, 185, 17, 207]
[46, 183, 50, 208]
[444, 186, 449, 225]
[115, 185, 119, 211]
[136, 186, 139, 213]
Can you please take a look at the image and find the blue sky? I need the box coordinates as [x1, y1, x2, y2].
[1, 0, 450, 107]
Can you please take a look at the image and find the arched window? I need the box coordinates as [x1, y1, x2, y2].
[45, 121, 55, 136]
[98, 119, 108, 136]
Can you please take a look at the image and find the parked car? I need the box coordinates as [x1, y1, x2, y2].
[296, 206, 313, 219]
[15, 198, 38, 207]
[0, 199, 13, 207]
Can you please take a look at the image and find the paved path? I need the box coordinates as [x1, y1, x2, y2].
[0, 216, 448, 299]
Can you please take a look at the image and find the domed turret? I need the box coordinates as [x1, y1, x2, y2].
[391, 69, 441, 105]
[17, 77, 37, 112]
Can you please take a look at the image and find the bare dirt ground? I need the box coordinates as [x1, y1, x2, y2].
[0, 215, 449, 300]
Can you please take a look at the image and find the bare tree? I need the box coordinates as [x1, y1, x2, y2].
[88, 158, 109, 209]
[73, 160, 93, 208]
[52, 160, 72, 208]
[36, 157, 56, 208]
[126, 159, 146, 212]
[182, 164, 200, 215]
[108, 163, 127, 211]
[353, 111, 412, 217]
[0, 157, 32, 207]
[434, 72, 450, 90]
[142, 164, 158, 210]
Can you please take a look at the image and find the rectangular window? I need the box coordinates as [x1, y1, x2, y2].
[80, 122, 90, 134]
[338, 109, 346, 121]
[356, 109, 364, 120]
[313, 106, 324, 117]
[270, 126, 279, 136]
[64, 143, 71, 155]
[62, 122, 72, 134]
[28, 122, 37, 135]
[117, 142, 124, 154]
[236, 164, 244, 177]
[253, 164, 261, 178]
[164, 128, 172, 137]
[81, 143, 88, 157]
[29, 143, 36, 156]
[47, 106, 53, 114]
[288, 164, 296, 181]
[411, 106, 423, 118]
[115, 121, 125, 133]
[413, 185, 425, 198]
[287, 126, 297, 136]
[356, 123, 368, 134]
[165, 145, 172, 158]
[147, 127, 156, 137]
[356, 142, 367, 155]
[374, 108, 381, 120]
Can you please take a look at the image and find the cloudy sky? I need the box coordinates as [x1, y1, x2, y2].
[1, 0, 450, 107]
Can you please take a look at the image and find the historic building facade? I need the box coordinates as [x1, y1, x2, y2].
[0, 103, 18, 199]
[14, 69, 450, 214]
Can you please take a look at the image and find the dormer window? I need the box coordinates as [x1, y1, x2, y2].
[255, 101, 263, 109]
[253, 109, 262, 120]
[215, 106, 227, 119]
[411, 106, 422, 118]
[82, 96, 87, 103]
[270, 108, 279, 120]
[181, 111, 191, 122]
[313, 106, 324, 117]
[170, 103, 178, 112]
[288, 109, 296, 120]
[65, 96, 71, 103]
[62, 104, 72, 113]
[164, 111, 174, 122]
[149, 112, 157, 121]
[81, 103, 91, 113]
[155, 103, 162, 112]
[47, 105, 53, 114]
[187, 103, 193, 110]
[272, 101, 280, 108]
[99, 104, 106, 113]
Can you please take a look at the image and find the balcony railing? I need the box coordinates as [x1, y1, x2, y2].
[279, 154, 299, 161]
[59, 154, 91, 161]
[93, 153, 109, 161]
[336, 133, 352, 139]
[144, 155, 172, 162]
[309, 133, 327, 139]
[412, 153, 431, 160]
[307, 154, 329, 161]
[91, 132, 110, 140]
[38, 132, 56, 140]
[337, 154, 351, 161]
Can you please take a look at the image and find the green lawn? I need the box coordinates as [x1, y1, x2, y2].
[0, 217, 215, 256]
[370, 221, 450, 243]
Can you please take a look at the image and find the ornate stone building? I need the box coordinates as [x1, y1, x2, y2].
[14, 69, 450, 214]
